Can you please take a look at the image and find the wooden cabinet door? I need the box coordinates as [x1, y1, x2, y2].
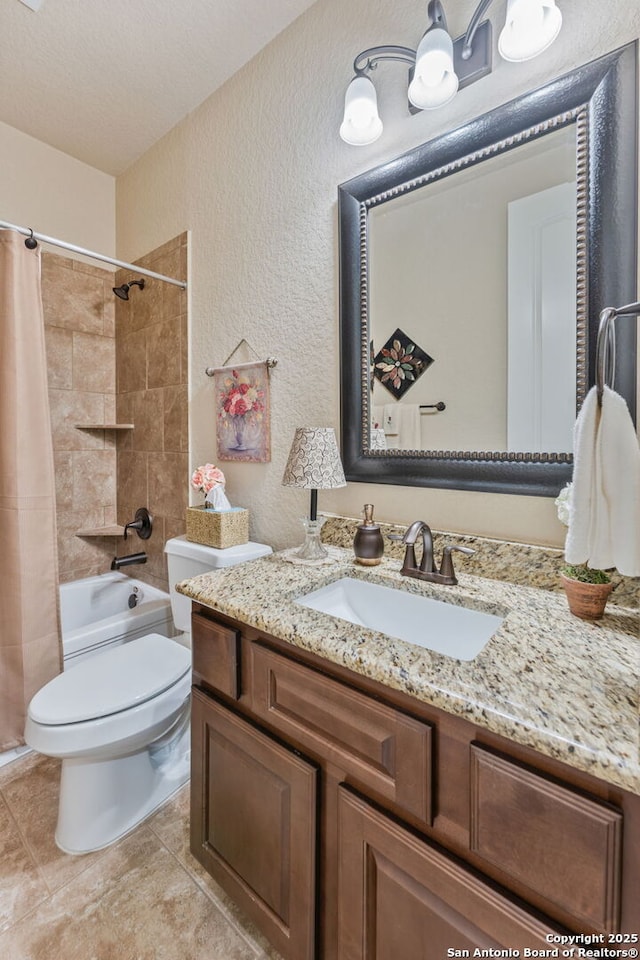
[337, 788, 563, 960]
[191, 688, 318, 960]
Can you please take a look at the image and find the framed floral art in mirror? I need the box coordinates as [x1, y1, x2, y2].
[373, 328, 434, 399]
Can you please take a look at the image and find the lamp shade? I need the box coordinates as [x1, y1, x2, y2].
[282, 427, 346, 491]
[340, 75, 383, 146]
[408, 25, 459, 110]
[498, 0, 562, 62]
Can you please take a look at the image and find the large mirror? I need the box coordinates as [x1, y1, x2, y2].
[339, 43, 637, 496]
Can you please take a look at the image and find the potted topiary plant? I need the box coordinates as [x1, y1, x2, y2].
[555, 483, 614, 620]
[559, 564, 613, 620]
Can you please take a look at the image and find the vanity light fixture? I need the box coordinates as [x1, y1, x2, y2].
[498, 0, 563, 61]
[409, 4, 458, 110]
[340, 0, 562, 145]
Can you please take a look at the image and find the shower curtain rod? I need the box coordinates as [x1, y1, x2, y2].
[0, 219, 187, 289]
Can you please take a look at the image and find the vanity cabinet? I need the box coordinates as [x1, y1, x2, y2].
[190, 604, 639, 960]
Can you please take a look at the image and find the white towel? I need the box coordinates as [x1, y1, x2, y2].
[565, 385, 640, 576]
[565, 387, 599, 564]
[379, 403, 421, 449]
[396, 404, 421, 450]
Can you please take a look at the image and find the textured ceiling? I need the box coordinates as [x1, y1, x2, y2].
[0, 0, 317, 175]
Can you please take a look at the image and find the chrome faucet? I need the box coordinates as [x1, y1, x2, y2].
[390, 521, 474, 585]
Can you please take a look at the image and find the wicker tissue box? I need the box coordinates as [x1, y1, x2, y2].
[186, 506, 249, 549]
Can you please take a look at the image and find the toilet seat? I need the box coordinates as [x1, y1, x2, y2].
[29, 634, 190, 725]
[25, 671, 191, 760]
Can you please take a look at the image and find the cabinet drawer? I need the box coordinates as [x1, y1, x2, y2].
[192, 613, 240, 700]
[249, 642, 433, 826]
[470, 745, 622, 933]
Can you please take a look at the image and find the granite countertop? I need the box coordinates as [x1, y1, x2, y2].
[178, 548, 640, 796]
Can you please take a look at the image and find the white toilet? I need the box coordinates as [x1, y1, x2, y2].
[25, 535, 271, 855]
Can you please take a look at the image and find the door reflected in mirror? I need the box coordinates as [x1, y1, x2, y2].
[369, 126, 577, 455]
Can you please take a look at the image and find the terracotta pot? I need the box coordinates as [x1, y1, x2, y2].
[560, 573, 614, 620]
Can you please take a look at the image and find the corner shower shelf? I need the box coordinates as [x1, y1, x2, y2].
[75, 423, 134, 430]
[75, 525, 125, 538]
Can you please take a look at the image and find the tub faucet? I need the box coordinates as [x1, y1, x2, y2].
[390, 521, 474, 586]
[111, 552, 148, 570]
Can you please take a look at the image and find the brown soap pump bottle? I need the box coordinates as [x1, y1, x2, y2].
[353, 504, 384, 566]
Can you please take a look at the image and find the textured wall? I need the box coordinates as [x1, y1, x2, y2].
[115, 234, 189, 592]
[42, 252, 118, 581]
[116, 0, 640, 551]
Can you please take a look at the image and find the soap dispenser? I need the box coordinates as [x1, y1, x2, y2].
[353, 504, 384, 566]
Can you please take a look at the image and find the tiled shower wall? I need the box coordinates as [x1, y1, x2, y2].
[42, 233, 188, 590]
[42, 253, 118, 583]
[115, 233, 189, 592]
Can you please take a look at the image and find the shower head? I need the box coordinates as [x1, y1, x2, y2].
[112, 278, 145, 300]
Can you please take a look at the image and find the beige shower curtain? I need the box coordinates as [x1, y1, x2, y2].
[0, 229, 61, 750]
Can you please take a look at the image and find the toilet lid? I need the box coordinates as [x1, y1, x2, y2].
[29, 634, 191, 725]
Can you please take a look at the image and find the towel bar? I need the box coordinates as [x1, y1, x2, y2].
[595, 300, 640, 404]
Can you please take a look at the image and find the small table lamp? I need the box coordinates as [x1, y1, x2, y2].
[282, 426, 346, 560]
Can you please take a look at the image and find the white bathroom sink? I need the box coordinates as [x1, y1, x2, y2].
[296, 577, 504, 661]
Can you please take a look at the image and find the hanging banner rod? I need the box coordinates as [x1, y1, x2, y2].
[205, 358, 278, 377]
[0, 219, 187, 289]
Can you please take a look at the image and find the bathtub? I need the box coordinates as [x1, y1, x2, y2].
[60, 572, 174, 668]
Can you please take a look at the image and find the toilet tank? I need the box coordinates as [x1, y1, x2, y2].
[164, 535, 272, 633]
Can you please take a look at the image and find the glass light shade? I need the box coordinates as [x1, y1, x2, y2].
[408, 26, 459, 110]
[498, 0, 562, 62]
[339, 75, 383, 146]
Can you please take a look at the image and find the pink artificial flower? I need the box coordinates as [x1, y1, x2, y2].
[191, 463, 226, 494]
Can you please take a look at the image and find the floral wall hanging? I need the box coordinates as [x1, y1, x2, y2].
[373, 327, 434, 399]
[215, 361, 271, 462]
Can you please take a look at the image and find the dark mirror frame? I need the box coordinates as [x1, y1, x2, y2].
[339, 43, 637, 497]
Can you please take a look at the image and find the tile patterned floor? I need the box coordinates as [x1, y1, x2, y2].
[0, 752, 281, 960]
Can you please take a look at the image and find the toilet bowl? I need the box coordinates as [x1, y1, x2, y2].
[25, 535, 272, 854]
